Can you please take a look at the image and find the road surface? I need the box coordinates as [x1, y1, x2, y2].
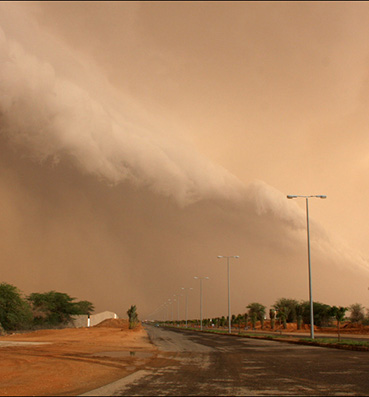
[82, 325, 369, 396]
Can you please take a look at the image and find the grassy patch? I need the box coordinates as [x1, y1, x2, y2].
[298, 338, 369, 351]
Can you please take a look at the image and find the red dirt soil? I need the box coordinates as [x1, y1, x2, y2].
[0, 319, 157, 396]
[234, 320, 369, 334]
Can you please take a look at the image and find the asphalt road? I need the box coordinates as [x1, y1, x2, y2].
[83, 325, 369, 396]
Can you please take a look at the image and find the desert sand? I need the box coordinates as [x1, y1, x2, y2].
[0, 319, 157, 396]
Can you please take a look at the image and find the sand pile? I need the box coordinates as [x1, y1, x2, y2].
[93, 318, 143, 331]
[94, 318, 129, 328]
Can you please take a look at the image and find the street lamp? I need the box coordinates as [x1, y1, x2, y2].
[161, 303, 167, 322]
[217, 255, 239, 334]
[181, 287, 193, 328]
[194, 276, 209, 331]
[287, 194, 327, 339]
[167, 299, 173, 323]
[173, 294, 182, 324]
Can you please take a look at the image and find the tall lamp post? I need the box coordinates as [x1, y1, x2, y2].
[217, 255, 239, 334]
[194, 276, 209, 331]
[287, 194, 326, 339]
[173, 294, 182, 324]
[167, 299, 173, 324]
[181, 287, 193, 328]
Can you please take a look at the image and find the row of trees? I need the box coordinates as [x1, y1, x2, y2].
[0, 282, 94, 332]
[245, 298, 368, 329]
[162, 298, 368, 337]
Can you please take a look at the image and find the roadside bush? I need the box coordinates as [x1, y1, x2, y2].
[28, 291, 94, 326]
[349, 303, 365, 324]
[0, 283, 33, 331]
[301, 301, 332, 327]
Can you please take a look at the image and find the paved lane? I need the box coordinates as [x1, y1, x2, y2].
[84, 325, 369, 396]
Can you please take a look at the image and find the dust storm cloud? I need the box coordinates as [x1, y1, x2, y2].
[1, 2, 369, 318]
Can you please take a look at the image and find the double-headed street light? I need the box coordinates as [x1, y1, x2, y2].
[217, 255, 239, 334]
[194, 276, 209, 331]
[287, 194, 327, 339]
[181, 287, 193, 328]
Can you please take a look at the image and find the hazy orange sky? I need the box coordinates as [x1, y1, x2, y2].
[1, 2, 369, 319]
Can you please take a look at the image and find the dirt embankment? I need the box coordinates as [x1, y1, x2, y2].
[0, 319, 157, 396]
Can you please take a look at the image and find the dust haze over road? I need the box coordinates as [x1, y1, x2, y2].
[84, 325, 369, 396]
[1, 3, 369, 318]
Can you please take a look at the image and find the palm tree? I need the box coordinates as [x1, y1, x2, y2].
[269, 309, 276, 330]
[244, 313, 249, 330]
[247, 302, 266, 329]
[250, 313, 257, 330]
[296, 304, 303, 330]
[277, 307, 288, 329]
[273, 298, 296, 323]
[127, 305, 138, 329]
[330, 306, 347, 342]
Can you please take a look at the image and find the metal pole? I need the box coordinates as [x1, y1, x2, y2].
[227, 257, 231, 334]
[185, 292, 188, 328]
[200, 278, 203, 331]
[306, 197, 314, 339]
[177, 295, 180, 323]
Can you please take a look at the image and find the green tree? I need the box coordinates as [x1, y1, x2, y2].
[301, 301, 332, 327]
[0, 283, 33, 331]
[236, 314, 243, 329]
[247, 302, 266, 329]
[73, 300, 95, 315]
[127, 305, 139, 329]
[296, 304, 304, 330]
[330, 306, 347, 342]
[244, 313, 249, 329]
[28, 291, 93, 326]
[269, 309, 276, 330]
[348, 303, 365, 324]
[277, 307, 288, 329]
[273, 298, 299, 323]
[250, 312, 257, 330]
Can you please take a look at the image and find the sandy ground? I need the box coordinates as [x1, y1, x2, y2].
[0, 319, 157, 396]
